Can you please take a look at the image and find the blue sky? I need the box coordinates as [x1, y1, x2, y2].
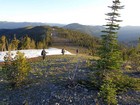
[0, 0, 140, 26]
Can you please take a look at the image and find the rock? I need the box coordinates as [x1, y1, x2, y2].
[70, 99, 72, 103]
[118, 96, 122, 99]
[55, 102, 60, 105]
[0, 79, 3, 82]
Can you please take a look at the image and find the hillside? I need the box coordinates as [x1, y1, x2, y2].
[64, 23, 140, 42]
[0, 26, 99, 54]
[0, 55, 99, 104]
[0, 25, 139, 105]
[0, 55, 140, 105]
[118, 26, 140, 41]
[63, 23, 103, 37]
[0, 26, 51, 42]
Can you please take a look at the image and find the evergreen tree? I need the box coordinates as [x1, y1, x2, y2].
[45, 33, 52, 46]
[9, 35, 20, 50]
[97, 0, 124, 72]
[2, 51, 31, 87]
[36, 41, 44, 49]
[20, 35, 31, 49]
[30, 39, 36, 49]
[96, 0, 124, 104]
[0, 35, 8, 51]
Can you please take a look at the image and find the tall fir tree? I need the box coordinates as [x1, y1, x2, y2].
[97, 0, 124, 72]
[96, 0, 124, 104]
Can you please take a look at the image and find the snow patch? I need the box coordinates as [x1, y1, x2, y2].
[0, 48, 73, 62]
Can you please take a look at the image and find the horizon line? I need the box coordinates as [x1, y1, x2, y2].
[0, 21, 140, 27]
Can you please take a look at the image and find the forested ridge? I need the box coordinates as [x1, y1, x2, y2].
[0, 26, 99, 55]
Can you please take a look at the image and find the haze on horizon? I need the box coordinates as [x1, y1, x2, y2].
[0, 0, 140, 26]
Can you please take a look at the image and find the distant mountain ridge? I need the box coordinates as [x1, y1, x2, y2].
[63, 23, 104, 36]
[118, 26, 140, 41]
[0, 21, 65, 29]
[0, 22, 139, 42]
[63, 23, 140, 42]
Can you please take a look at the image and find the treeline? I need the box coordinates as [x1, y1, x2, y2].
[0, 34, 52, 51]
[0, 26, 55, 51]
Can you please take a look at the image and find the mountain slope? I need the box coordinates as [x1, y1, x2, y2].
[63, 23, 103, 36]
[0, 26, 50, 41]
[118, 26, 140, 41]
[0, 25, 99, 50]
[64, 23, 140, 42]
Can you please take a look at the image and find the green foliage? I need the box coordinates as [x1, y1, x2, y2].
[103, 71, 138, 91]
[9, 35, 20, 50]
[46, 35, 52, 46]
[121, 40, 140, 71]
[95, 0, 125, 104]
[36, 41, 44, 49]
[97, 0, 124, 70]
[0, 35, 8, 51]
[45, 28, 52, 46]
[0, 26, 54, 50]
[97, 0, 124, 76]
[130, 53, 140, 71]
[99, 73, 138, 105]
[99, 81, 117, 105]
[90, 69, 139, 104]
[121, 47, 136, 61]
[0, 26, 50, 42]
[30, 39, 36, 49]
[129, 39, 140, 71]
[2, 51, 31, 87]
[20, 35, 32, 49]
[0, 26, 99, 52]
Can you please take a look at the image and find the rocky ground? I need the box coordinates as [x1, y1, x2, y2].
[0, 55, 140, 105]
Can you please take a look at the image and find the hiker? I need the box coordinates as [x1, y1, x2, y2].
[41, 48, 47, 60]
[76, 49, 79, 54]
[61, 48, 65, 55]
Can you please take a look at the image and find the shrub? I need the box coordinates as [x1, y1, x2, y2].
[89, 69, 139, 104]
[2, 51, 31, 87]
[130, 53, 140, 71]
[99, 82, 117, 105]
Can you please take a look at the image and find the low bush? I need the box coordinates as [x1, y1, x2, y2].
[89, 70, 140, 104]
[2, 51, 31, 87]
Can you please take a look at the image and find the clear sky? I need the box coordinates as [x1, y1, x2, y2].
[0, 0, 139, 26]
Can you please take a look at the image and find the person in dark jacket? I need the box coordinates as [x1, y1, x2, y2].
[61, 48, 65, 55]
[41, 48, 47, 60]
[76, 49, 79, 55]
